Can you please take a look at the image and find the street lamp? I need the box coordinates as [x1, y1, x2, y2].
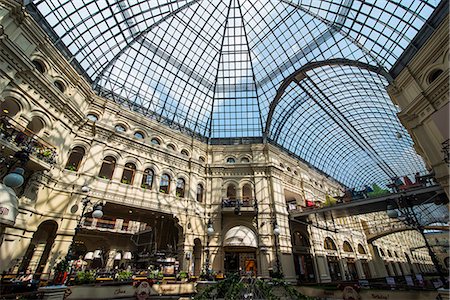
[273, 221, 282, 277]
[386, 197, 448, 288]
[65, 186, 103, 284]
[205, 219, 214, 278]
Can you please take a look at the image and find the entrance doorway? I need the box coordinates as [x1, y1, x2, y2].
[294, 254, 315, 282]
[327, 256, 342, 281]
[224, 251, 256, 276]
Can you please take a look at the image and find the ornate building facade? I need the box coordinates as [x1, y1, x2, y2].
[0, 0, 446, 284]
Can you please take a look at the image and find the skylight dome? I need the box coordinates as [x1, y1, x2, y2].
[27, 0, 443, 186]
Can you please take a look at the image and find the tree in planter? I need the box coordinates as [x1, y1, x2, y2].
[53, 260, 70, 284]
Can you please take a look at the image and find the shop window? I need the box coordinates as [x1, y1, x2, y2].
[160, 173, 170, 194]
[343, 241, 353, 252]
[98, 156, 116, 180]
[226, 184, 237, 199]
[176, 178, 185, 198]
[115, 124, 126, 133]
[357, 244, 366, 254]
[242, 184, 252, 199]
[196, 184, 204, 202]
[293, 232, 309, 247]
[151, 138, 160, 145]
[134, 131, 144, 139]
[65, 146, 85, 171]
[54, 80, 65, 92]
[121, 163, 136, 184]
[324, 237, 337, 250]
[226, 157, 235, 164]
[141, 168, 154, 189]
[181, 149, 189, 156]
[32, 60, 45, 73]
[87, 113, 98, 122]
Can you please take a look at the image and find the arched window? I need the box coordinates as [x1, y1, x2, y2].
[324, 237, 337, 250]
[115, 124, 126, 133]
[98, 156, 116, 179]
[379, 248, 385, 256]
[151, 138, 160, 145]
[121, 163, 136, 184]
[65, 146, 85, 171]
[134, 131, 144, 139]
[226, 184, 237, 199]
[196, 184, 204, 202]
[181, 149, 189, 156]
[293, 231, 309, 247]
[242, 184, 252, 199]
[160, 174, 170, 194]
[87, 113, 98, 122]
[241, 157, 250, 163]
[167, 144, 176, 151]
[141, 168, 154, 189]
[357, 244, 366, 254]
[387, 250, 393, 257]
[226, 157, 235, 164]
[32, 60, 45, 73]
[176, 178, 185, 198]
[26, 117, 45, 134]
[343, 241, 354, 252]
[199, 156, 206, 163]
[54, 80, 65, 92]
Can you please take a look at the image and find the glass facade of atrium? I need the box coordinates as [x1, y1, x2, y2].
[26, 0, 445, 187]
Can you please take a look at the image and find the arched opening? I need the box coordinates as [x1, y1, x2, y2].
[26, 117, 45, 134]
[32, 60, 46, 73]
[150, 138, 160, 145]
[223, 226, 258, 276]
[324, 237, 337, 250]
[121, 163, 136, 184]
[141, 168, 154, 189]
[428, 69, 443, 83]
[343, 241, 353, 252]
[20, 221, 58, 278]
[357, 244, 366, 254]
[0, 98, 21, 118]
[54, 80, 65, 92]
[193, 238, 202, 277]
[65, 146, 85, 171]
[176, 178, 185, 198]
[226, 157, 235, 164]
[98, 156, 116, 180]
[159, 174, 170, 194]
[196, 184, 204, 202]
[226, 184, 237, 199]
[181, 149, 189, 157]
[242, 184, 252, 200]
[324, 237, 341, 281]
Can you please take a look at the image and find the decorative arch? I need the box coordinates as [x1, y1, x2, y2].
[324, 237, 337, 250]
[357, 244, 367, 255]
[343, 241, 354, 252]
[223, 225, 258, 248]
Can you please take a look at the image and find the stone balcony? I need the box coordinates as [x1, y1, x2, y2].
[221, 198, 257, 214]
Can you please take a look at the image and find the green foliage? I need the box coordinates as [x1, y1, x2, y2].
[367, 184, 390, 197]
[194, 274, 312, 300]
[178, 271, 188, 279]
[53, 260, 70, 273]
[117, 271, 133, 281]
[65, 165, 76, 171]
[75, 270, 96, 284]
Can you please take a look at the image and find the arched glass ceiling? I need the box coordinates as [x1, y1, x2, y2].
[27, 0, 440, 186]
[269, 63, 426, 187]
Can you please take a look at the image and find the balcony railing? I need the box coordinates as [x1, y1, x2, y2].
[222, 198, 255, 208]
[81, 217, 144, 234]
[0, 116, 57, 165]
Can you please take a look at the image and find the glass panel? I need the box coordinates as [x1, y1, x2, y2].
[98, 156, 116, 179]
[160, 173, 170, 194]
[65, 146, 85, 171]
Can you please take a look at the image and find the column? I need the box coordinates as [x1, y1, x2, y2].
[28, 243, 46, 273]
[355, 260, 365, 279]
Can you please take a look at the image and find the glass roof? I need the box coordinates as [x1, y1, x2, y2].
[27, 0, 441, 187]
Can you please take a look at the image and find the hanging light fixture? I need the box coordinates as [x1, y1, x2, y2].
[273, 223, 281, 236]
[3, 167, 25, 188]
[124, 252, 132, 260]
[92, 205, 103, 219]
[84, 252, 94, 260]
[114, 252, 122, 260]
[207, 219, 214, 236]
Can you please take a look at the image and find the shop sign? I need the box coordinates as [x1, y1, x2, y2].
[0, 184, 18, 226]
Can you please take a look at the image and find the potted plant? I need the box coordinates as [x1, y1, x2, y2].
[178, 271, 188, 282]
[117, 270, 133, 281]
[53, 260, 70, 284]
[75, 270, 96, 285]
[65, 165, 77, 172]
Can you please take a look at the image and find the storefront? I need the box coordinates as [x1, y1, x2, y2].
[223, 226, 258, 276]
